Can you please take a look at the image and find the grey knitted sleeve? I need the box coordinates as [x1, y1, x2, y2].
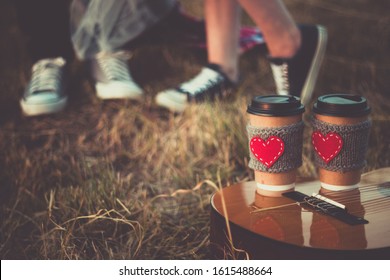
[311, 117, 371, 172]
[247, 121, 304, 173]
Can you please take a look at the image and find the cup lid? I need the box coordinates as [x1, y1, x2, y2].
[312, 94, 371, 117]
[247, 95, 305, 116]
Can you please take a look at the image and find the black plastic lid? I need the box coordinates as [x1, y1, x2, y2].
[247, 95, 305, 116]
[312, 94, 371, 117]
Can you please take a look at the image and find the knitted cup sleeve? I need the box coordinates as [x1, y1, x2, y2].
[311, 117, 371, 172]
[247, 121, 304, 173]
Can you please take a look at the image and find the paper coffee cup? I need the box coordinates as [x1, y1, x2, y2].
[312, 94, 371, 191]
[247, 95, 305, 197]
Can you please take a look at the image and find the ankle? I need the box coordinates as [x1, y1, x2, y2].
[218, 65, 239, 84]
[269, 27, 301, 59]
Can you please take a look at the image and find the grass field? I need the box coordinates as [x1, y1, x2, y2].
[0, 0, 389, 259]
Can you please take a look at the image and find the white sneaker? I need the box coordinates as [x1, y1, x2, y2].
[20, 57, 68, 116]
[155, 64, 235, 113]
[91, 51, 143, 100]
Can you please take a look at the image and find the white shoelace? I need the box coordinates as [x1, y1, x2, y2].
[270, 62, 290, 95]
[29, 57, 65, 94]
[96, 51, 133, 82]
[180, 67, 223, 96]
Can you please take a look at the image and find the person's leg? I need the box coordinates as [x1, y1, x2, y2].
[238, 0, 300, 58]
[205, 0, 241, 83]
[154, 0, 239, 113]
[71, 0, 177, 101]
[14, 0, 71, 116]
[239, 0, 327, 105]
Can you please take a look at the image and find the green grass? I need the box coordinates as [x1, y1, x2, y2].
[0, 0, 389, 259]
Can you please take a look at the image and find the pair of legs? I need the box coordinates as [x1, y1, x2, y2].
[206, 0, 301, 83]
[156, 0, 327, 112]
[14, 0, 201, 116]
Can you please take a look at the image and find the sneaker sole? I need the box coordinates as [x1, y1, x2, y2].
[20, 97, 68, 116]
[95, 84, 144, 101]
[96, 92, 144, 101]
[155, 93, 187, 113]
[300, 25, 328, 106]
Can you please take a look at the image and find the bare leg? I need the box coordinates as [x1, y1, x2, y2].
[205, 0, 241, 82]
[155, 0, 325, 112]
[238, 0, 301, 58]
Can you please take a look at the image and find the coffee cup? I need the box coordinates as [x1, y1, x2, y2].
[311, 94, 371, 191]
[247, 95, 305, 197]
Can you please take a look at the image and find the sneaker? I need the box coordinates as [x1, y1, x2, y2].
[91, 51, 143, 100]
[269, 24, 327, 105]
[155, 64, 235, 112]
[20, 57, 68, 116]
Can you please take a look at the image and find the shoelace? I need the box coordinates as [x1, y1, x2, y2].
[96, 51, 133, 82]
[270, 62, 290, 95]
[180, 67, 223, 96]
[29, 58, 65, 94]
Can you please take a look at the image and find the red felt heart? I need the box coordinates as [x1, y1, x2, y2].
[250, 136, 284, 168]
[312, 131, 343, 164]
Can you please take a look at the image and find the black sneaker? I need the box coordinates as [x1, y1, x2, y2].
[155, 64, 235, 112]
[269, 24, 327, 105]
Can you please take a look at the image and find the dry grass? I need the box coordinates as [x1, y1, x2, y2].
[0, 0, 389, 259]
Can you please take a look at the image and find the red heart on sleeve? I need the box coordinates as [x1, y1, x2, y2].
[250, 136, 284, 168]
